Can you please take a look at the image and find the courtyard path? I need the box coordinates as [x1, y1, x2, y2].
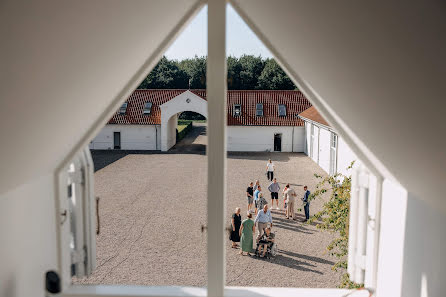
[75, 152, 343, 288]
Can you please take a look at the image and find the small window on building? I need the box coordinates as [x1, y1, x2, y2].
[278, 104, 286, 116]
[143, 102, 152, 114]
[119, 102, 128, 115]
[233, 104, 242, 117]
[256, 103, 263, 117]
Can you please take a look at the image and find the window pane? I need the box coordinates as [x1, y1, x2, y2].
[72, 5, 208, 288]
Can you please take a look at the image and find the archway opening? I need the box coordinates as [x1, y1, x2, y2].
[171, 111, 208, 153]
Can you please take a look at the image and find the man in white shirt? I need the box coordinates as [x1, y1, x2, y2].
[266, 159, 275, 181]
[255, 204, 273, 242]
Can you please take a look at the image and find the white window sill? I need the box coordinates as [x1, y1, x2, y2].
[60, 285, 370, 297]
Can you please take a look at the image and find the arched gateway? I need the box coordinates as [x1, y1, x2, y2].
[160, 90, 207, 151]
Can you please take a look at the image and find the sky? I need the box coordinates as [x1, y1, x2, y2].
[164, 4, 273, 60]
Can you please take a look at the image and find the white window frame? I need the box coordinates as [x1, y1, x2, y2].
[54, 0, 380, 296]
[329, 132, 338, 175]
[233, 103, 242, 116]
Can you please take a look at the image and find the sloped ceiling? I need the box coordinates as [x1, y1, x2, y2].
[0, 0, 203, 194]
[231, 0, 446, 212]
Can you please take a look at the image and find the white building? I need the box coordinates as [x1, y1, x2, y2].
[299, 106, 358, 176]
[89, 89, 311, 152]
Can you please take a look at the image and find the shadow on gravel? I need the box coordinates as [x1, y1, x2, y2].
[279, 250, 335, 265]
[254, 253, 323, 274]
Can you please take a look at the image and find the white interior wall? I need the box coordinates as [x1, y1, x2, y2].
[376, 181, 446, 297]
[227, 126, 304, 152]
[90, 125, 158, 150]
[0, 174, 58, 297]
[399, 192, 446, 297]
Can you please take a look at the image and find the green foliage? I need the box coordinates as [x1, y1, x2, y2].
[257, 58, 296, 90]
[179, 111, 206, 121]
[308, 161, 363, 288]
[138, 56, 189, 89]
[176, 122, 192, 141]
[138, 55, 297, 90]
[179, 56, 207, 89]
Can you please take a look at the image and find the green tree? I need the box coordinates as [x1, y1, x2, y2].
[227, 56, 242, 89]
[257, 58, 296, 90]
[138, 56, 188, 89]
[239, 55, 264, 89]
[308, 162, 363, 288]
[178, 55, 206, 89]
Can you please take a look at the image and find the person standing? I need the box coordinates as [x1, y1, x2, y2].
[246, 182, 254, 213]
[285, 184, 297, 220]
[230, 208, 242, 248]
[253, 185, 261, 215]
[282, 184, 289, 217]
[266, 159, 275, 181]
[257, 192, 268, 212]
[239, 212, 255, 256]
[255, 204, 273, 242]
[253, 180, 260, 191]
[268, 178, 280, 210]
[302, 185, 311, 221]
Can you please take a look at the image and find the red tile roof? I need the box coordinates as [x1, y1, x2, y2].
[298, 106, 330, 127]
[109, 89, 311, 126]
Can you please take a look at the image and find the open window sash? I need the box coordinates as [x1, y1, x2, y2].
[58, 146, 96, 287]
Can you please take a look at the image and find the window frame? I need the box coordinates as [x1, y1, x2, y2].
[55, 0, 380, 296]
[233, 103, 242, 117]
[256, 103, 264, 117]
[143, 102, 153, 114]
[119, 102, 128, 115]
[278, 104, 286, 117]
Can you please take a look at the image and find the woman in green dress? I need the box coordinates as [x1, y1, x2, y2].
[239, 212, 255, 255]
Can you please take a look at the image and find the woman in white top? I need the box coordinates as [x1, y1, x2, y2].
[266, 159, 275, 181]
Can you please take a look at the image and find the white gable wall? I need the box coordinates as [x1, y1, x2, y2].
[160, 91, 208, 151]
[303, 120, 358, 176]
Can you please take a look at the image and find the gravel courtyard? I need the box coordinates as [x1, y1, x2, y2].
[76, 132, 343, 288]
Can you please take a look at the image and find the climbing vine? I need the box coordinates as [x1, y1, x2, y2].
[307, 162, 363, 288]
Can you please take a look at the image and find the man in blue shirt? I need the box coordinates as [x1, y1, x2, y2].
[253, 185, 261, 215]
[302, 185, 311, 221]
[255, 204, 272, 242]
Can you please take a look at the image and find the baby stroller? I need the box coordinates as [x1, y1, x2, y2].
[255, 231, 278, 259]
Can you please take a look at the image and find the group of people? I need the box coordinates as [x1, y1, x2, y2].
[229, 159, 312, 257]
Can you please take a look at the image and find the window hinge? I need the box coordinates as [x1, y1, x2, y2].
[71, 246, 87, 265]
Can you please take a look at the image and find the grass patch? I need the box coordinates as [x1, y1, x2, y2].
[177, 124, 189, 133]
